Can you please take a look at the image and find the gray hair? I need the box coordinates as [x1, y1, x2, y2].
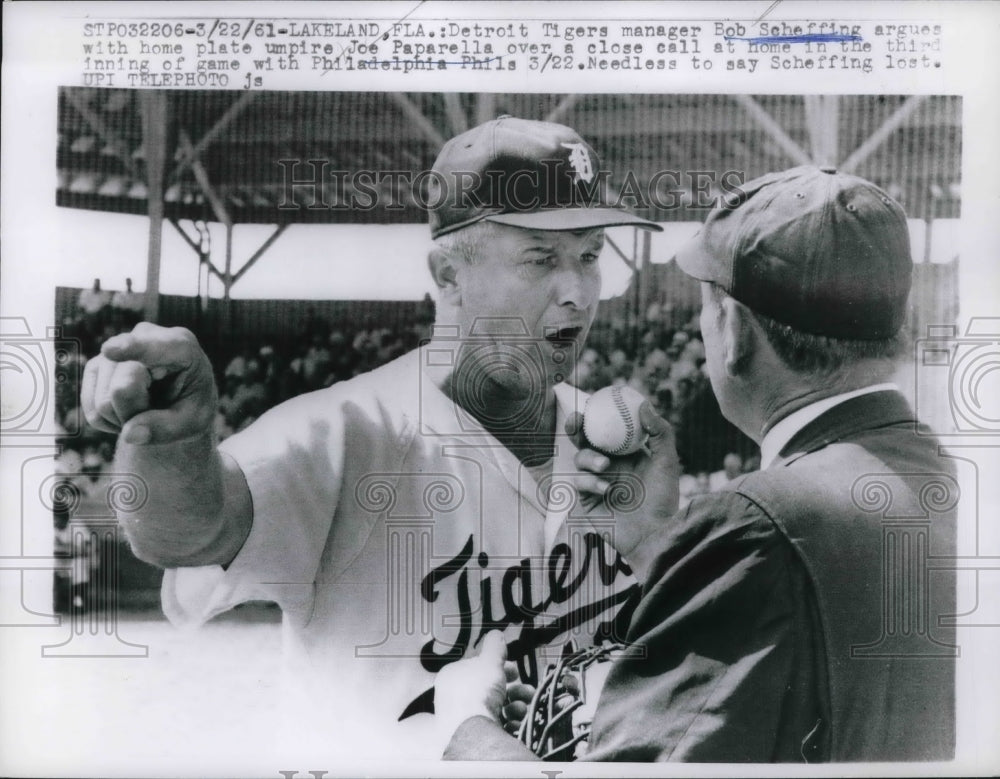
[708, 283, 906, 378]
[433, 220, 500, 264]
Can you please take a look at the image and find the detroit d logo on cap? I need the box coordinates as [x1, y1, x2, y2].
[561, 142, 595, 184]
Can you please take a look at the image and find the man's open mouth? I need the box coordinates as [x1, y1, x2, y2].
[545, 326, 583, 343]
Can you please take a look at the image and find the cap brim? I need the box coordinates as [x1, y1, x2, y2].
[674, 231, 724, 284]
[486, 208, 662, 232]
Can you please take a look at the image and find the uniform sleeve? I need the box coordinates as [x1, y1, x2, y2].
[584, 492, 804, 762]
[162, 391, 346, 627]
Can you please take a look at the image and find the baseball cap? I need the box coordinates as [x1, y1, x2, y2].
[676, 165, 912, 340]
[428, 116, 662, 238]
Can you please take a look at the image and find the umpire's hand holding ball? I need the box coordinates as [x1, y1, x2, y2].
[566, 402, 682, 583]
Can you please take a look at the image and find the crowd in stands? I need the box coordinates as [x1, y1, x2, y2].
[70, 277, 146, 356]
[212, 314, 430, 440]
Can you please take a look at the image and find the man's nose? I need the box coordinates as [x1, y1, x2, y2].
[554, 264, 597, 309]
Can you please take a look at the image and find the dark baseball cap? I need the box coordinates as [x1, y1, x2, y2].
[676, 165, 912, 340]
[428, 116, 662, 239]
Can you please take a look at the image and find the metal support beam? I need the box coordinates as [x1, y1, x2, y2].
[169, 217, 290, 293]
[223, 223, 234, 301]
[727, 135, 758, 167]
[138, 92, 168, 323]
[605, 234, 635, 269]
[824, 96, 840, 165]
[168, 218, 201, 254]
[232, 224, 289, 285]
[178, 130, 232, 228]
[167, 219, 225, 281]
[63, 90, 143, 180]
[442, 93, 468, 135]
[147, 99, 958, 146]
[731, 95, 813, 167]
[633, 228, 643, 351]
[476, 93, 497, 126]
[803, 95, 839, 168]
[388, 93, 446, 148]
[840, 96, 927, 174]
[606, 230, 644, 351]
[545, 94, 580, 124]
[168, 91, 256, 185]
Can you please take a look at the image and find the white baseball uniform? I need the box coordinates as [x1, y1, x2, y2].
[162, 346, 639, 758]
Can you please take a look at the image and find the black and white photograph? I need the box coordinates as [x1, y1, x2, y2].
[2, 2, 998, 777]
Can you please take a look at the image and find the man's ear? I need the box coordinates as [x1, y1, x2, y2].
[720, 295, 755, 377]
[428, 248, 461, 304]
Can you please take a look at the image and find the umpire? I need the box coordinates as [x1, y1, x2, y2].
[439, 165, 958, 762]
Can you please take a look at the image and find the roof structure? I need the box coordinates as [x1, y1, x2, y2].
[55, 89, 962, 322]
[58, 90, 961, 226]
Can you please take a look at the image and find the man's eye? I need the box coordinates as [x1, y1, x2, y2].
[527, 255, 556, 267]
[581, 253, 599, 264]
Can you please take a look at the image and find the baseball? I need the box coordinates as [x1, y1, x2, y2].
[583, 385, 648, 456]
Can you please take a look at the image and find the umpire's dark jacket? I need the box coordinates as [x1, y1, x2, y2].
[446, 390, 957, 762]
